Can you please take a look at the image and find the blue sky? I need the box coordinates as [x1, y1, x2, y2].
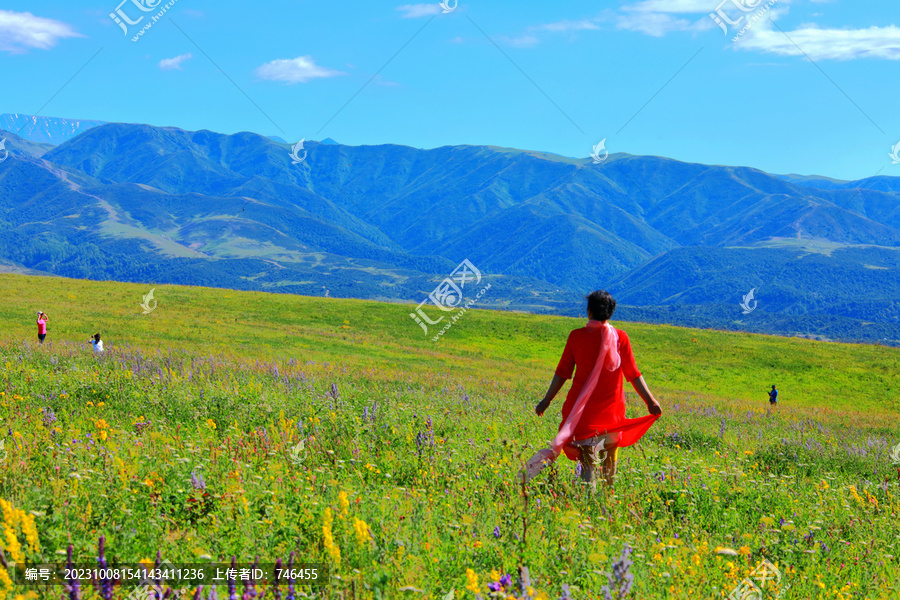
[1, 0, 899, 180]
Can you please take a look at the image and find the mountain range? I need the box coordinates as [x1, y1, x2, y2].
[1, 116, 898, 344]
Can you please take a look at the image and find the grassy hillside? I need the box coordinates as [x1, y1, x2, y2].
[0, 274, 896, 413]
[0, 273, 899, 599]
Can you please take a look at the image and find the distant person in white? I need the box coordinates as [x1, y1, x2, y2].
[90, 333, 104, 353]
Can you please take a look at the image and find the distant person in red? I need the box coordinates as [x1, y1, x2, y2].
[528, 291, 662, 487]
[36, 311, 49, 344]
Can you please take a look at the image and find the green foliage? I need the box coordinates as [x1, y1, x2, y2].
[0, 274, 898, 598]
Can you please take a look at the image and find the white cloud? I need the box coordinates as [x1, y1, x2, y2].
[736, 22, 900, 60]
[534, 19, 601, 33]
[255, 56, 346, 84]
[617, 12, 705, 37]
[499, 34, 540, 48]
[396, 4, 442, 18]
[0, 10, 81, 53]
[158, 52, 192, 70]
[626, 0, 720, 14]
[616, 0, 714, 36]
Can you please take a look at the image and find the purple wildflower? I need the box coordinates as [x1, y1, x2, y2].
[558, 584, 573, 600]
[191, 471, 206, 490]
[285, 552, 296, 600]
[601, 544, 634, 600]
[65, 544, 79, 600]
[42, 407, 57, 428]
[228, 557, 237, 600]
[500, 574, 512, 588]
[272, 558, 282, 600]
[97, 536, 113, 600]
[493, 526, 501, 538]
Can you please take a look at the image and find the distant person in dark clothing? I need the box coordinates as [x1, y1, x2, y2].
[37, 311, 48, 344]
[769, 385, 778, 406]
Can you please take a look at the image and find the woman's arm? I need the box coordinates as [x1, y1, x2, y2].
[535, 374, 566, 416]
[631, 375, 662, 415]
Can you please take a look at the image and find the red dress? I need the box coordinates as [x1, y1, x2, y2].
[554, 326, 657, 460]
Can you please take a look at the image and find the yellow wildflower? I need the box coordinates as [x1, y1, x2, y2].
[21, 513, 39, 553]
[205, 419, 217, 430]
[338, 491, 349, 518]
[322, 508, 341, 564]
[0, 567, 13, 597]
[465, 568, 479, 594]
[4, 524, 23, 563]
[353, 518, 370, 547]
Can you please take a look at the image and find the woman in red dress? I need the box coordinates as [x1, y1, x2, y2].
[531, 291, 662, 486]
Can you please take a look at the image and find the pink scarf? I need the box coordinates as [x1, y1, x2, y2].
[521, 320, 621, 482]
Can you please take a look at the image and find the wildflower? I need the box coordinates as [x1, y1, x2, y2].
[353, 518, 370, 547]
[338, 491, 349, 518]
[601, 545, 633, 600]
[738, 546, 751, 556]
[206, 419, 217, 430]
[493, 525, 501, 538]
[322, 508, 341, 564]
[465, 569, 479, 594]
[191, 471, 206, 490]
[94, 419, 109, 430]
[41, 407, 57, 429]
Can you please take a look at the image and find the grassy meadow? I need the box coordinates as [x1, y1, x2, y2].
[0, 273, 898, 599]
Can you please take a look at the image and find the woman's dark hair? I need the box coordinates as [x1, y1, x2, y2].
[94, 333, 101, 341]
[586, 290, 616, 321]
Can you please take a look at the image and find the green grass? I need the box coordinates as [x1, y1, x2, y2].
[0, 273, 898, 599]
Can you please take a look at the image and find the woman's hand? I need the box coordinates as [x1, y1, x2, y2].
[647, 398, 662, 416]
[535, 398, 551, 417]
